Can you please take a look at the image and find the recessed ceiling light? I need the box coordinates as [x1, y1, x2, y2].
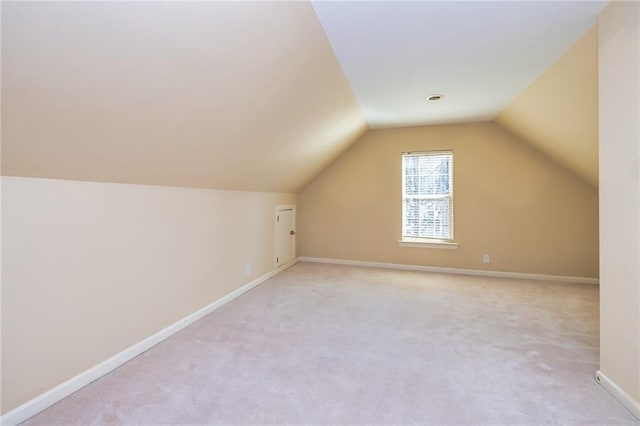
[427, 94, 444, 101]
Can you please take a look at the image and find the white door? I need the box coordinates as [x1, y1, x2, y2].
[275, 206, 295, 267]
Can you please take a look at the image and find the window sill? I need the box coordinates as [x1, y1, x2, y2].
[397, 238, 459, 249]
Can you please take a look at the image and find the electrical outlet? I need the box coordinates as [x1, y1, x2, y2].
[482, 254, 490, 264]
[244, 264, 252, 276]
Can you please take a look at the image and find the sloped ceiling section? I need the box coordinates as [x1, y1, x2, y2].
[1, 2, 367, 192]
[496, 26, 599, 188]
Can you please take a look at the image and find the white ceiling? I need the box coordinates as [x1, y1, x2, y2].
[312, 1, 607, 129]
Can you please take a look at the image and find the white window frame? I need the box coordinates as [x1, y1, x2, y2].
[398, 150, 458, 249]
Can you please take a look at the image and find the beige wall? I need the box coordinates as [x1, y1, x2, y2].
[1, 2, 366, 193]
[1, 177, 295, 413]
[496, 25, 599, 187]
[598, 0, 640, 403]
[298, 122, 599, 278]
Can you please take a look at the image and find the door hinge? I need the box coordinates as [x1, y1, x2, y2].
[276, 257, 279, 263]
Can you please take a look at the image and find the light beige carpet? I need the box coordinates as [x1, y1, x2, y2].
[24, 262, 638, 425]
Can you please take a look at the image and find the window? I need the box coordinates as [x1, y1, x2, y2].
[402, 151, 454, 241]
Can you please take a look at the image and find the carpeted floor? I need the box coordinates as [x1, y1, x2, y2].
[24, 262, 638, 425]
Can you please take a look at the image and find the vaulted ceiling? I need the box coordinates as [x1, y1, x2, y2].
[1, 2, 367, 192]
[313, 1, 605, 129]
[497, 27, 599, 187]
[1, 1, 604, 192]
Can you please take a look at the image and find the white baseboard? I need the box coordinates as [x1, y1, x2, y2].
[0, 259, 298, 426]
[595, 370, 640, 420]
[298, 257, 599, 284]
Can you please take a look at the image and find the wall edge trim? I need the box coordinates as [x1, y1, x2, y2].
[0, 258, 299, 425]
[595, 370, 640, 420]
[298, 257, 599, 284]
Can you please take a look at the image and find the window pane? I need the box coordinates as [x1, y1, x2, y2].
[405, 174, 418, 196]
[404, 198, 452, 240]
[403, 154, 451, 197]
